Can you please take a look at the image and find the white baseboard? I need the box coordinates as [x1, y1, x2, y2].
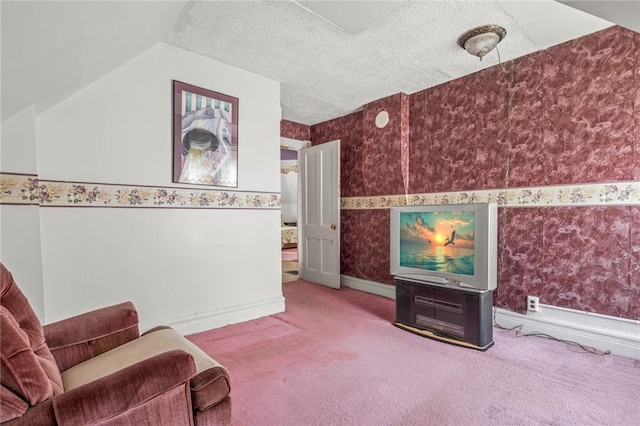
[341, 275, 396, 299]
[494, 305, 640, 360]
[340, 275, 640, 360]
[141, 296, 286, 336]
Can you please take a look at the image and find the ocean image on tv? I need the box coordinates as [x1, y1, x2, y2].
[399, 211, 475, 276]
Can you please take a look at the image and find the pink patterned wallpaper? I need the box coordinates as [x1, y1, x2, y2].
[409, 67, 510, 193]
[341, 209, 391, 282]
[498, 206, 638, 318]
[511, 27, 637, 186]
[632, 207, 640, 290]
[312, 113, 365, 198]
[280, 120, 310, 141]
[293, 26, 640, 320]
[361, 94, 408, 196]
[634, 27, 640, 181]
[400, 93, 410, 195]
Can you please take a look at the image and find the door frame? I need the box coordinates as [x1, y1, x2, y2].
[280, 137, 310, 266]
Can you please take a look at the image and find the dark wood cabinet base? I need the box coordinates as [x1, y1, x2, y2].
[395, 277, 494, 350]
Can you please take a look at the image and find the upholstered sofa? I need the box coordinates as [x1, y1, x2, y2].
[0, 264, 231, 425]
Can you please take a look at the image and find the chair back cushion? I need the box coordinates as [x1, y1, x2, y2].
[0, 383, 29, 422]
[0, 264, 63, 420]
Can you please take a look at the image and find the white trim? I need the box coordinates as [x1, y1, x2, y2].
[494, 305, 640, 360]
[280, 137, 310, 151]
[341, 275, 395, 299]
[341, 274, 640, 360]
[141, 296, 286, 336]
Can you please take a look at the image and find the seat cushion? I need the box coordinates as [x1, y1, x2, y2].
[61, 328, 230, 411]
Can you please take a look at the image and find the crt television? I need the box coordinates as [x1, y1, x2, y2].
[390, 203, 498, 292]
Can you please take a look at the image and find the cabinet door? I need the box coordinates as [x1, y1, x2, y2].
[412, 287, 436, 327]
[432, 288, 465, 329]
[396, 281, 434, 325]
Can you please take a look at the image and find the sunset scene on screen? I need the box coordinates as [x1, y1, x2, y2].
[398, 211, 475, 276]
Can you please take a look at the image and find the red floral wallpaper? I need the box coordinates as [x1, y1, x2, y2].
[312, 112, 364, 198]
[541, 207, 632, 315]
[631, 206, 640, 288]
[497, 206, 638, 318]
[360, 94, 408, 196]
[341, 209, 393, 284]
[524, 28, 636, 186]
[634, 31, 640, 181]
[409, 67, 510, 193]
[285, 26, 640, 320]
[280, 120, 310, 141]
[400, 93, 410, 194]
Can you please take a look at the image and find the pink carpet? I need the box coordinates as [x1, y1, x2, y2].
[188, 281, 640, 425]
[282, 248, 297, 262]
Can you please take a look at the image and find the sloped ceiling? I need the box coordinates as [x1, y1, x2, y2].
[1, 1, 630, 126]
[1, 1, 187, 121]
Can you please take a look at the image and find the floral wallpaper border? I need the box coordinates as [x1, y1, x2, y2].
[0, 173, 280, 209]
[341, 181, 640, 209]
[4, 173, 638, 210]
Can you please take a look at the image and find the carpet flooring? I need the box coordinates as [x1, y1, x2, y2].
[187, 280, 640, 426]
[282, 248, 298, 262]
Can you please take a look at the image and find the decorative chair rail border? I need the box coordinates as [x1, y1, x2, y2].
[3, 173, 638, 210]
[341, 181, 640, 209]
[0, 173, 280, 210]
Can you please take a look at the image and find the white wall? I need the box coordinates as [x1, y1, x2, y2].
[28, 43, 283, 332]
[1, 106, 38, 172]
[36, 44, 280, 191]
[0, 106, 45, 320]
[1, 206, 45, 318]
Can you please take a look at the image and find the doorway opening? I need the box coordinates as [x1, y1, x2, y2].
[280, 137, 306, 283]
[282, 246, 299, 283]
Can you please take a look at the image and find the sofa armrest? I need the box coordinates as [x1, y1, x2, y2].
[43, 302, 139, 372]
[53, 350, 196, 426]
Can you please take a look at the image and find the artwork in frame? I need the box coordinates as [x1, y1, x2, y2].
[173, 80, 239, 187]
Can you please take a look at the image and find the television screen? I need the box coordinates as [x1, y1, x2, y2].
[399, 210, 475, 276]
[390, 203, 497, 292]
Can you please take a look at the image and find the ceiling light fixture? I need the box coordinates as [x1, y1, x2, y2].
[457, 25, 506, 60]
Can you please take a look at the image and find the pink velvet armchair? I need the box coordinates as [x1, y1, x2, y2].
[0, 264, 231, 425]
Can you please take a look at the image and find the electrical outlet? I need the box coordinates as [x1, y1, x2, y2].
[527, 296, 539, 312]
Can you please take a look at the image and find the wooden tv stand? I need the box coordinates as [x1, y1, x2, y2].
[394, 277, 494, 351]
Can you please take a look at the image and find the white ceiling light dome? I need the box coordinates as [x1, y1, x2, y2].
[457, 25, 507, 60]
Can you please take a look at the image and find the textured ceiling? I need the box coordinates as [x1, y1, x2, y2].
[2, 1, 627, 127]
[163, 0, 615, 125]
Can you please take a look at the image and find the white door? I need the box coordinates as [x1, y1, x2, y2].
[299, 140, 340, 289]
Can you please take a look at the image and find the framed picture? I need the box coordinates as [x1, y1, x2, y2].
[173, 80, 239, 187]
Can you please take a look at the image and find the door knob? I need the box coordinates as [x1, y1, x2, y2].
[330, 224, 336, 230]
